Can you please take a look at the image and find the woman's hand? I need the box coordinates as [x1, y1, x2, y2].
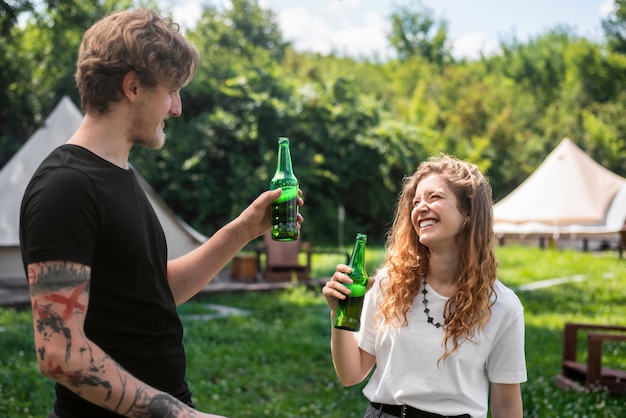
[321, 265, 374, 314]
[321, 264, 353, 312]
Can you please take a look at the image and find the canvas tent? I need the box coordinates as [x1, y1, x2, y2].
[0, 96, 207, 281]
[493, 138, 626, 242]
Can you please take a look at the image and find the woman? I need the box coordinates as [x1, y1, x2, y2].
[322, 154, 526, 418]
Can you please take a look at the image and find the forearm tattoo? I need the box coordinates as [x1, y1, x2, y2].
[29, 262, 89, 363]
[29, 262, 197, 417]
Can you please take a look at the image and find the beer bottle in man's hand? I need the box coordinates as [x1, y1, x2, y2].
[270, 137, 299, 241]
[334, 233, 368, 331]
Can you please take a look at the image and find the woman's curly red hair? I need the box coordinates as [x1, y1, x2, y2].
[379, 154, 497, 361]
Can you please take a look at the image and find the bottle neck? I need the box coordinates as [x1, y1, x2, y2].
[275, 143, 294, 175]
[348, 237, 366, 272]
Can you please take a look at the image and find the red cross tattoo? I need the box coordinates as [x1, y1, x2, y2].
[44, 281, 87, 320]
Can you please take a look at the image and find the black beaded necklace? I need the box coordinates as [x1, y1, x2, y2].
[421, 278, 446, 329]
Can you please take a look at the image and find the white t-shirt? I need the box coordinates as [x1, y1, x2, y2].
[357, 270, 527, 418]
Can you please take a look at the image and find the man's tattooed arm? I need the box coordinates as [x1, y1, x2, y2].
[27, 261, 218, 418]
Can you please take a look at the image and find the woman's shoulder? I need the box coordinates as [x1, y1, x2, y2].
[366, 267, 390, 298]
[492, 279, 524, 315]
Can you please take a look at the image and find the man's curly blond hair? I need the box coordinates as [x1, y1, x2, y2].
[75, 8, 199, 115]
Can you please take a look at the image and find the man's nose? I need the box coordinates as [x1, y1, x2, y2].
[170, 91, 182, 117]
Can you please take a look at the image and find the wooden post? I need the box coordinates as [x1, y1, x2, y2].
[231, 254, 258, 282]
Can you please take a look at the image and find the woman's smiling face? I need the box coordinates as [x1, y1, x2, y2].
[411, 173, 466, 250]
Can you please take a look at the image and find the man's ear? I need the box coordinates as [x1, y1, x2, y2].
[121, 71, 140, 102]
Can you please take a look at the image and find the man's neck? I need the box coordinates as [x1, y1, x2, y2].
[67, 112, 133, 169]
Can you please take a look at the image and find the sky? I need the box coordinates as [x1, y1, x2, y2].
[165, 0, 616, 60]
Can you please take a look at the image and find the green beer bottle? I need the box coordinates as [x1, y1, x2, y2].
[334, 233, 368, 331]
[270, 137, 299, 241]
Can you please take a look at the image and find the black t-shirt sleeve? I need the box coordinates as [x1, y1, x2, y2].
[21, 166, 100, 267]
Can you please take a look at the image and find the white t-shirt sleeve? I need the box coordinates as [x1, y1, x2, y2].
[486, 282, 528, 384]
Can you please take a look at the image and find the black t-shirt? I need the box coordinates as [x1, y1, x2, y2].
[20, 145, 192, 417]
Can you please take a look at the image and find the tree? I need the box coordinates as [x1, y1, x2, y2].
[283, 74, 390, 243]
[495, 29, 574, 109]
[3, 0, 624, 245]
[0, 0, 32, 36]
[0, 0, 134, 169]
[582, 95, 626, 175]
[602, 0, 626, 54]
[388, 1, 451, 66]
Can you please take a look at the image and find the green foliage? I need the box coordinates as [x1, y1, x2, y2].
[131, 0, 293, 236]
[496, 30, 573, 108]
[284, 75, 392, 244]
[0, 309, 55, 417]
[0, 1, 32, 36]
[3, 0, 626, 245]
[388, 1, 451, 66]
[602, 0, 626, 54]
[0, 0, 133, 167]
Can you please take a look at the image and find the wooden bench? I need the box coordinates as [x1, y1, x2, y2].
[555, 322, 626, 395]
[255, 233, 350, 282]
[255, 233, 313, 282]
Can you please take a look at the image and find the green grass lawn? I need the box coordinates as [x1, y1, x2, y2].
[1, 246, 625, 417]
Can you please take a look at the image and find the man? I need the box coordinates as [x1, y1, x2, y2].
[19, 9, 302, 418]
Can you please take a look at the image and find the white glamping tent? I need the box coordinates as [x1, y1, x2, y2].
[0, 96, 207, 281]
[493, 138, 626, 245]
